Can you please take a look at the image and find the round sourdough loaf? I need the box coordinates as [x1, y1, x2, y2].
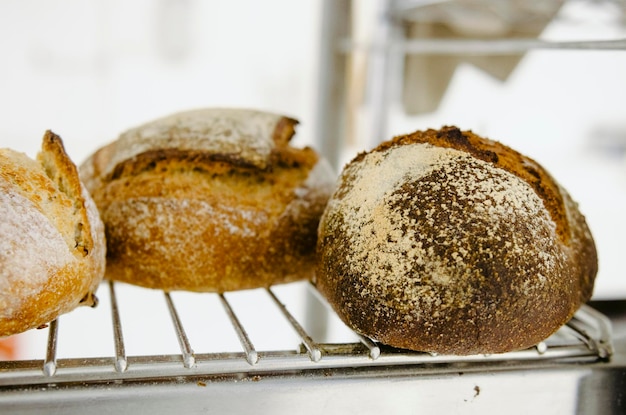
[0, 132, 105, 337]
[316, 126, 597, 355]
[80, 108, 335, 292]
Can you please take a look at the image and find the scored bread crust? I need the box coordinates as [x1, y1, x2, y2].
[80, 108, 335, 292]
[316, 126, 597, 355]
[0, 131, 106, 337]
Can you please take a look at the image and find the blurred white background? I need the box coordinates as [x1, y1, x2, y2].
[1, 0, 625, 361]
[0, 0, 322, 163]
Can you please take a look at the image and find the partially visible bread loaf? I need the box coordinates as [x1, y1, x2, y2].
[80, 108, 335, 292]
[316, 126, 597, 355]
[0, 132, 106, 337]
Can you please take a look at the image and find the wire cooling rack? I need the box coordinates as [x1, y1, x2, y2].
[0, 280, 614, 388]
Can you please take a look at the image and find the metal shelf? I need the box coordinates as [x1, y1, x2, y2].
[0, 281, 614, 389]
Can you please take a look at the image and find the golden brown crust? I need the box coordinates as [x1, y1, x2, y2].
[316, 126, 597, 355]
[38, 131, 95, 257]
[0, 132, 106, 337]
[370, 126, 570, 243]
[80, 108, 335, 292]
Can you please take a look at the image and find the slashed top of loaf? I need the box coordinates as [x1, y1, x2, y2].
[369, 126, 570, 243]
[324, 141, 561, 317]
[99, 108, 297, 178]
[0, 145, 81, 258]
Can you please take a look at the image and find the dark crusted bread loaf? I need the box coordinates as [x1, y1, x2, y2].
[80, 108, 335, 292]
[0, 132, 105, 337]
[316, 126, 597, 355]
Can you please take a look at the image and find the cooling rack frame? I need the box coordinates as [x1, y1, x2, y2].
[0, 281, 614, 389]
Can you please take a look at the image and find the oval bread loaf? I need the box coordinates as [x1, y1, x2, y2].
[80, 108, 335, 292]
[316, 126, 597, 355]
[0, 132, 106, 337]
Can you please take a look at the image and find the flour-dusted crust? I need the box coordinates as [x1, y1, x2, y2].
[316, 126, 597, 355]
[80, 108, 335, 292]
[0, 132, 105, 337]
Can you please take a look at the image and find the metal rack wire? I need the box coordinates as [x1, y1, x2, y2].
[0, 280, 614, 389]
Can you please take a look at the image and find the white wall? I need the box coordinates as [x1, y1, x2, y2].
[0, 0, 322, 164]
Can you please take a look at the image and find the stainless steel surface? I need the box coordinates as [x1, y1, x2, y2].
[42, 319, 58, 378]
[0, 281, 624, 414]
[338, 37, 626, 55]
[1, 364, 624, 415]
[164, 292, 195, 369]
[314, 0, 351, 169]
[218, 293, 258, 366]
[108, 281, 128, 373]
